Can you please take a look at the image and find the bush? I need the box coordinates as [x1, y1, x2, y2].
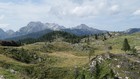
[130, 46, 138, 56]
[108, 46, 112, 50]
[0, 40, 20, 46]
[5, 48, 40, 63]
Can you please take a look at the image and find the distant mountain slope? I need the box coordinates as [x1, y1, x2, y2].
[0, 28, 8, 39]
[45, 23, 65, 30]
[62, 24, 106, 36]
[6, 30, 15, 36]
[15, 22, 105, 37]
[17, 21, 46, 35]
[6, 29, 52, 41]
[14, 21, 65, 36]
[4, 22, 106, 40]
[125, 28, 140, 34]
[1, 21, 140, 40]
[18, 31, 82, 44]
[0, 22, 66, 39]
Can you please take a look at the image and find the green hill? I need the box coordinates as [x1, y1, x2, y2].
[0, 32, 139, 79]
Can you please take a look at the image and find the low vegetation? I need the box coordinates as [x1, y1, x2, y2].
[0, 40, 20, 46]
[0, 31, 139, 79]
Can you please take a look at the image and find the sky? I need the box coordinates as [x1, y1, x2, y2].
[0, 0, 140, 31]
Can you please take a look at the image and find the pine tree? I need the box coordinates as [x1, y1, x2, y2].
[95, 34, 98, 40]
[122, 38, 130, 52]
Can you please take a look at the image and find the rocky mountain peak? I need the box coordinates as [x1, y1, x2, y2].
[6, 30, 15, 35]
[0, 28, 5, 33]
[45, 23, 65, 30]
[18, 21, 46, 34]
[27, 21, 44, 27]
[75, 24, 90, 29]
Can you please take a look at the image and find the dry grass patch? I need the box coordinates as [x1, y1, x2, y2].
[47, 52, 88, 67]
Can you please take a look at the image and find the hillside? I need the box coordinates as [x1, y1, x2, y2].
[0, 32, 140, 79]
[125, 28, 140, 34]
[16, 31, 82, 44]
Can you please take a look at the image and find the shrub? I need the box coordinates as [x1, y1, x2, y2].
[5, 48, 40, 63]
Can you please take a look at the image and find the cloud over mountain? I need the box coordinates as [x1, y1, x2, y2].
[0, 0, 140, 31]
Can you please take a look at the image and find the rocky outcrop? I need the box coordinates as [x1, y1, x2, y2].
[90, 53, 140, 79]
[0, 75, 5, 79]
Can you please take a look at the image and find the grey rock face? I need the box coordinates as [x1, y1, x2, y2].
[18, 21, 46, 34]
[0, 28, 7, 39]
[6, 30, 15, 35]
[90, 53, 140, 79]
[45, 23, 65, 30]
[0, 75, 5, 79]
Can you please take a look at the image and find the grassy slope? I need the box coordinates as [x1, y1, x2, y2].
[0, 33, 139, 79]
[106, 33, 140, 54]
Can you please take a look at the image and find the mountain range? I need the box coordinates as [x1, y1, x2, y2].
[0, 21, 106, 40]
[0, 21, 140, 40]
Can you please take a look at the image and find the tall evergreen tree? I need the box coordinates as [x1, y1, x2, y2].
[95, 34, 98, 40]
[122, 38, 130, 52]
[103, 35, 107, 41]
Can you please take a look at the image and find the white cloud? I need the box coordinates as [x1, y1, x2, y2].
[109, 5, 120, 14]
[0, 2, 50, 20]
[71, 5, 98, 17]
[0, 15, 5, 20]
[133, 9, 140, 15]
[0, 1, 51, 30]
[70, 0, 121, 17]
[0, 0, 140, 31]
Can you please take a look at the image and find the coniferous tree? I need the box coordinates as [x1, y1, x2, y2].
[122, 38, 130, 52]
[95, 34, 98, 40]
[102, 35, 107, 41]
